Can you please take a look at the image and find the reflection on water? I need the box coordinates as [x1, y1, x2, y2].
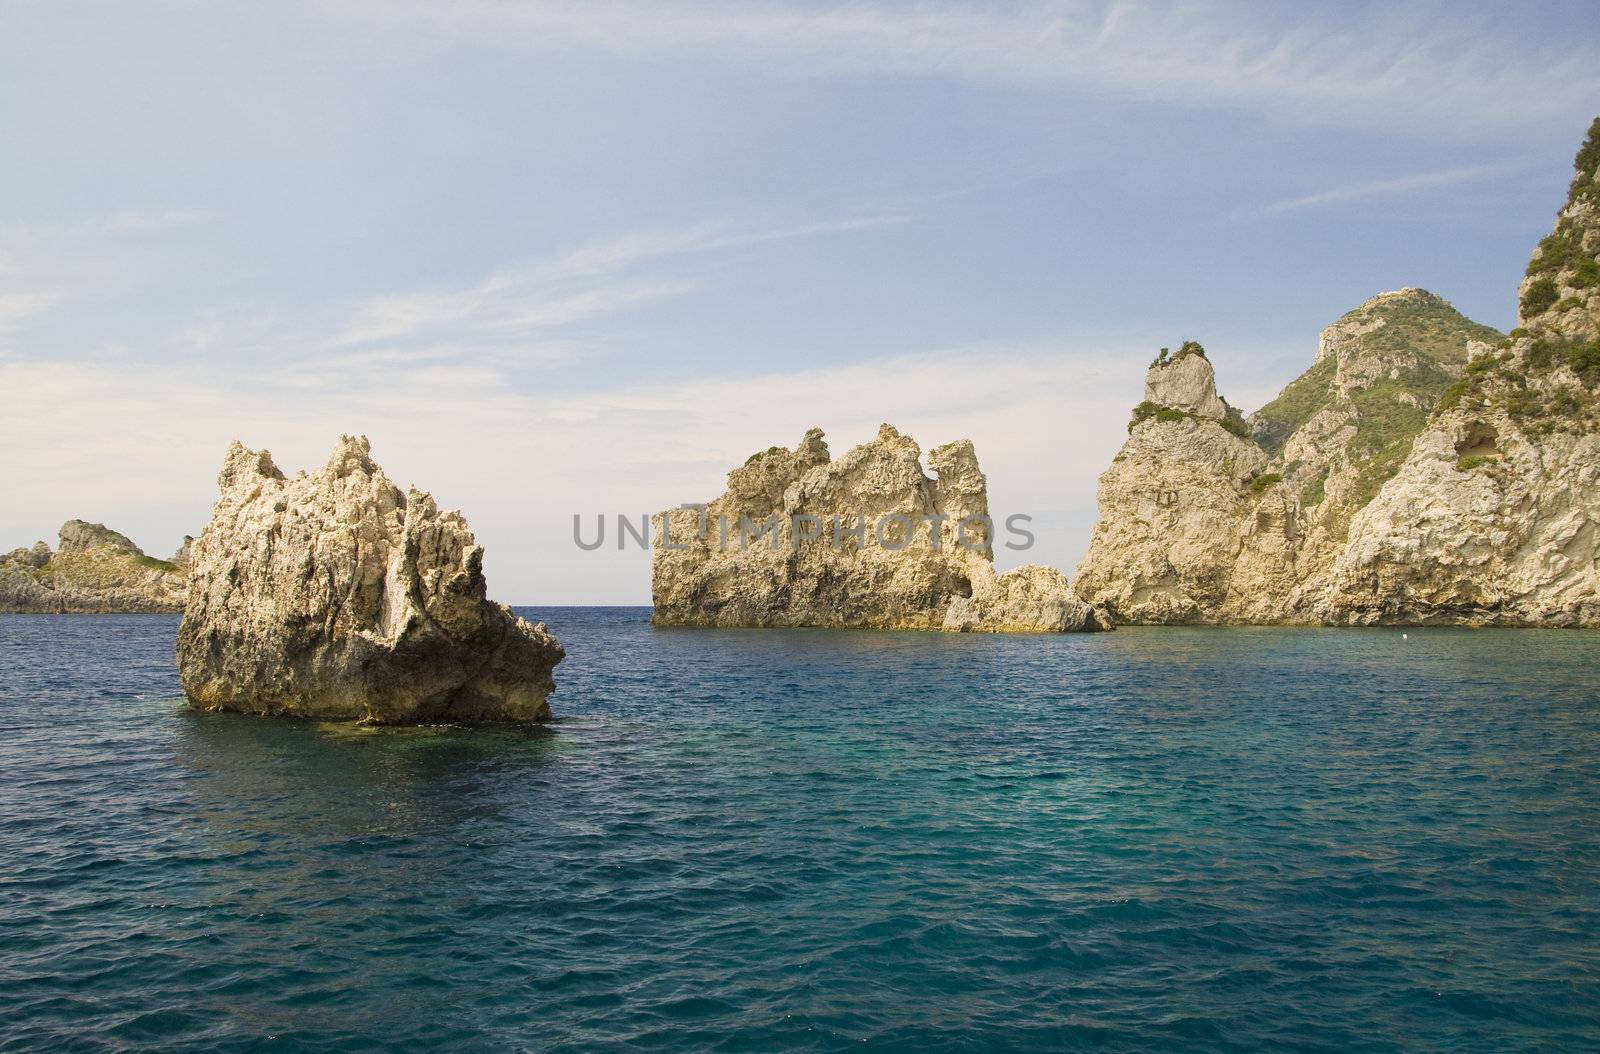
[1, 610, 1599, 1052]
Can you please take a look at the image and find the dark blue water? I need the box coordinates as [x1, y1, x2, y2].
[2, 610, 1598, 1052]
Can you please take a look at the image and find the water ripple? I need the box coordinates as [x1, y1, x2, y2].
[1, 611, 1598, 1051]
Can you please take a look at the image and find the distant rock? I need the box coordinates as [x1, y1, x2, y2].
[177, 435, 563, 723]
[0, 526, 186, 614]
[653, 423, 1107, 633]
[169, 535, 195, 567]
[58, 520, 142, 555]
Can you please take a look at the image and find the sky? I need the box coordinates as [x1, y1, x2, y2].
[2, 0, 1597, 603]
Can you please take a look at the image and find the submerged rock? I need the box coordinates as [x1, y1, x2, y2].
[653, 423, 1107, 633]
[0, 523, 187, 613]
[177, 436, 563, 722]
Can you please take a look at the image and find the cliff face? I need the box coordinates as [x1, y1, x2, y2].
[653, 423, 1107, 633]
[1078, 117, 1600, 626]
[177, 436, 564, 723]
[1073, 348, 1270, 623]
[1313, 119, 1600, 626]
[0, 521, 188, 613]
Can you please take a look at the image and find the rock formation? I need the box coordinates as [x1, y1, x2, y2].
[177, 436, 563, 722]
[1077, 116, 1600, 627]
[1074, 345, 1271, 623]
[0, 521, 188, 613]
[653, 424, 1107, 633]
[1313, 118, 1600, 625]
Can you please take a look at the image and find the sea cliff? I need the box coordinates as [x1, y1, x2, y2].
[1076, 117, 1600, 626]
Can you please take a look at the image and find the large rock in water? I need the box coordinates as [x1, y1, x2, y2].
[177, 436, 563, 722]
[653, 424, 1107, 632]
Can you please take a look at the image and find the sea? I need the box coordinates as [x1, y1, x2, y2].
[1, 608, 1597, 1052]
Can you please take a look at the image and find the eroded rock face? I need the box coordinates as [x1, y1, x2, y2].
[1075, 353, 1269, 623]
[1144, 348, 1227, 421]
[1311, 402, 1600, 625]
[1077, 117, 1600, 626]
[1306, 119, 1600, 626]
[652, 423, 1106, 633]
[177, 436, 563, 722]
[0, 525, 187, 614]
[943, 564, 1111, 633]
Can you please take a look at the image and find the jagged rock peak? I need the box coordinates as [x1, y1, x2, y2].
[1143, 341, 1227, 421]
[653, 424, 1107, 633]
[177, 435, 564, 723]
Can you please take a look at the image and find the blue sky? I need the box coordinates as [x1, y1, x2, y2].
[2, 0, 1597, 602]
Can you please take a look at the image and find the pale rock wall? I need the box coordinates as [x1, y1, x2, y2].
[1074, 356, 1270, 623]
[177, 436, 564, 722]
[653, 423, 1105, 633]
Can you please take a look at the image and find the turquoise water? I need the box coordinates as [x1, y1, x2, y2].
[1, 610, 1598, 1052]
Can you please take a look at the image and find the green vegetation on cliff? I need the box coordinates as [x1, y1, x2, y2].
[1253, 291, 1503, 459]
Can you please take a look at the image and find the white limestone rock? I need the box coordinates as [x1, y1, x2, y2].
[1074, 354, 1270, 624]
[1144, 346, 1227, 420]
[652, 424, 1106, 633]
[177, 436, 563, 723]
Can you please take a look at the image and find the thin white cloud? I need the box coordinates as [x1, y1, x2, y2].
[322, 0, 1600, 141]
[540, 214, 907, 279]
[332, 275, 692, 346]
[1251, 160, 1533, 216]
[99, 208, 219, 234]
[331, 212, 903, 347]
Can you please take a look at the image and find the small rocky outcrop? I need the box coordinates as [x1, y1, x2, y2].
[652, 423, 1107, 633]
[177, 436, 563, 723]
[58, 520, 142, 554]
[943, 564, 1111, 633]
[0, 522, 188, 613]
[1143, 343, 1228, 420]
